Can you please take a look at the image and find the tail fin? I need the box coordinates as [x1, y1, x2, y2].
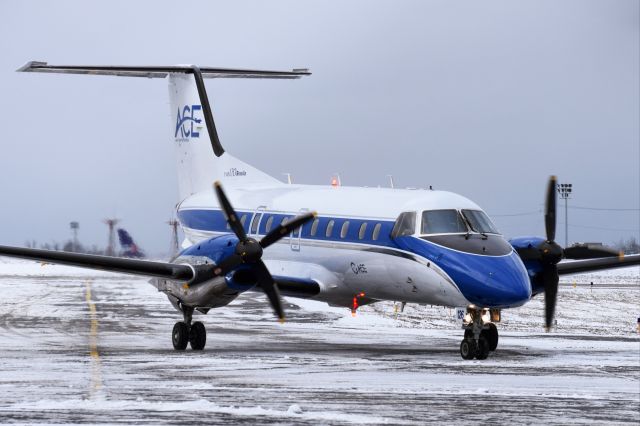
[18, 62, 311, 198]
[117, 228, 145, 258]
[167, 71, 285, 196]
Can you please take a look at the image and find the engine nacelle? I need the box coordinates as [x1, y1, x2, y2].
[153, 234, 249, 309]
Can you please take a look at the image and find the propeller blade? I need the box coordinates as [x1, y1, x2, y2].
[254, 260, 285, 321]
[563, 245, 620, 260]
[213, 181, 247, 242]
[259, 212, 316, 249]
[542, 265, 559, 330]
[544, 176, 557, 243]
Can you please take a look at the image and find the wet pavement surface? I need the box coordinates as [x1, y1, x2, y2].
[0, 267, 638, 424]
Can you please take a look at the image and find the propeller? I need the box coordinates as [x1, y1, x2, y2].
[515, 176, 619, 330]
[212, 181, 316, 322]
[539, 176, 563, 330]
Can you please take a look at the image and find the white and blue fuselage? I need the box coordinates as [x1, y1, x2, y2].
[174, 184, 532, 311]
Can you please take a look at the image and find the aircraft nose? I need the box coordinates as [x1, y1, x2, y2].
[484, 268, 531, 307]
[393, 236, 532, 308]
[454, 252, 532, 308]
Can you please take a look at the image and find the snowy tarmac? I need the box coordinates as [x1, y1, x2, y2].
[0, 260, 638, 424]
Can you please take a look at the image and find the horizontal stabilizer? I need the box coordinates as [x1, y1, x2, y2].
[17, 62, 311, 79]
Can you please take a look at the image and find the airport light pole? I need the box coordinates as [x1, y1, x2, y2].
[69, 221, 79, 252]
[557, 183, 572, 247]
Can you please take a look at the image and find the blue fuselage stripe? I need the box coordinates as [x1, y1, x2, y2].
[177, 209, 398, 248]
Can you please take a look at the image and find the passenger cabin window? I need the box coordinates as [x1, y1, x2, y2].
[391, 212, 416, 238]
[372, 223, 382, 241]
[461, 210, 500, 234]
[310, 218, 320, 236]
[264, 216, 274, 232]
[326, 220, 335, 237]
[250, 213, 262, 234]
[240, 214, 248, 229]
[340, 221, 350, 238]
[421, 210, 467, 234]
[358, 222, 367, 240]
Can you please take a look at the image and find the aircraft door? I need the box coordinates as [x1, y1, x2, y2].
[290, 208, 307, 252]
[250, 206, 266, 238]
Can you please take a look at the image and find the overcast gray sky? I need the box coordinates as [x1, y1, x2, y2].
[0, 0, 638, 254]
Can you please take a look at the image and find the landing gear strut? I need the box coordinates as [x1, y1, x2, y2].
[172, 305, 207, 351]
[460, 307, 499, 360]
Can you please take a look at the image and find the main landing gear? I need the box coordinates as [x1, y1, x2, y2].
[459, 307, 499, 360]
[172, 306, 207, 351]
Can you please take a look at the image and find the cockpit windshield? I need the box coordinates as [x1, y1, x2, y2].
[421, 210, 468, 234]
[391, 211, 416, 238]
[461, 210, 500, 234]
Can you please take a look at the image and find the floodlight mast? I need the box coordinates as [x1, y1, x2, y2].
[69, 221, 79, 252]
[557, 183, 573, 247]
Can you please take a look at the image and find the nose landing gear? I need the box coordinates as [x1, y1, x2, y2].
[459, 307, 499, 360]
[172, 305, 207, 351]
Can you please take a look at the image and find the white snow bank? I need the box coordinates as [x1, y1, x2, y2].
[5, 398, 395, 424]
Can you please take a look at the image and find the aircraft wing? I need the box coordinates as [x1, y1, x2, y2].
[270, 275, 321, 298]
[0, 245, 195, 281]
[0, 245, 322, 297]
[557, 254, 640, 275]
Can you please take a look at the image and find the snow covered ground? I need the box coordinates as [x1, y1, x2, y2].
[0, 259, 638, 424]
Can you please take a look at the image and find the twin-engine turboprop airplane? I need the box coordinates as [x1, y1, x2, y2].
[1, 62, 638, 359]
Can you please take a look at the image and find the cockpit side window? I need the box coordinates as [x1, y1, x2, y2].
[461, 210, 500, 234]
[421, 210, 468, 234]
[391, 212, 417, 238]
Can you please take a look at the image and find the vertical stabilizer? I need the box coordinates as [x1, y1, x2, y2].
[168, 73, 282, 198]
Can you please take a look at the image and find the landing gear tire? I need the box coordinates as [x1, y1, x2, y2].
[172, 321, 189, 350]
[475, 337, 490, 360]
[189, 321, 206, 350]
[481, 323, 499, 351]
[460, 338, 477, 360]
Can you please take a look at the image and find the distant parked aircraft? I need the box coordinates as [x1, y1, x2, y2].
[117, 228, 145, 259]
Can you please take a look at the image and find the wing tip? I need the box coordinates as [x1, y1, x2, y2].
[16, 61, 47, 72]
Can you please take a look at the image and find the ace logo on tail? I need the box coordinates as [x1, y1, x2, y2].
[175, 105, 202, 140]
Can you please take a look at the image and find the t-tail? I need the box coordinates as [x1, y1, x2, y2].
[17, 62, 311, 199]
